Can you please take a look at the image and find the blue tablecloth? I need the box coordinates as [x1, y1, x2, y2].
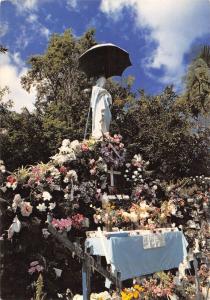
[86, 231, 188, 281]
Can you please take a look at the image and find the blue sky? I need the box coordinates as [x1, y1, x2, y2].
[0, 0, 210, 111]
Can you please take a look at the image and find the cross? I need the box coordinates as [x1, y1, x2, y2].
[107, 166, 121, 187]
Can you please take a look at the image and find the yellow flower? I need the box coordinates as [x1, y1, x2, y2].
[133, 290, 139, 299]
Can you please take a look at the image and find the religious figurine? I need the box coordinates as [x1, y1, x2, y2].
[90, 76, 112, 140]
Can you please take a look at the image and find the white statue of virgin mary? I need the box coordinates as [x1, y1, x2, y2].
[90, 76, 112, 140]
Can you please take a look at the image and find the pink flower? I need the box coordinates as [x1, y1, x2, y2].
[90, 168, 96, 175]
[28, 266, 36, 274]
[153, 286, 163, 297]
[52, 218, 72, 231]
[81, 143, 89, 152]
[20, 201, 33, 217]
[31, 166, 40, 174]
[28, 263, 43, 275]
[30, 261, 39, 267]
[35, 176, 40, 183]
[46, 176, 53, 183]
[59, 166, 67, 174]
[36, 265, 44, 272]
[71, 214, 85, 229]
[114, 138, 120, 144]
[89, 159, 95, 165]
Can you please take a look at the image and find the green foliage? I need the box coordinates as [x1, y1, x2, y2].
[117, 86, 209, 179]
[1, 109, 47, 170]
[184, 45, 210, 116]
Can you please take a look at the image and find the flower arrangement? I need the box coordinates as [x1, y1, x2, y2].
[0, 135, 209, 299]
[121, 284, 145, 300]
[101, 133, 126, 168]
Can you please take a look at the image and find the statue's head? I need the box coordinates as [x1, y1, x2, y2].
[96, 76, 106, 88]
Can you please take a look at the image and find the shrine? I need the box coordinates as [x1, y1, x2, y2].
[0, 42, 209, 300]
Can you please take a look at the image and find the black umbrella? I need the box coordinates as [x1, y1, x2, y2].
[79, 43, 132, 78]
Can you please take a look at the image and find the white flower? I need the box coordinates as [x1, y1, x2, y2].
[13, 216, 21, 232]
[7, 216, 21, 239]
[139, 211, 149, 219]
[73, 295, 83, 300]
[6, 181, 17, 190]
[129, 212, 138, 223]
[42, 191, 52, 201]
[152, 185, 158, 190]
[62, 139, 70, 147]
[90, 291, 111, 300]
[12, 194, 23, 212]
[42, 228, 50, 238]
[122, 212, 130, 218]
[133, 154, 142, 162]
[57, 293, 63, 298]
[137, 167, 142, 171]
[139, 201, 148, 209]
[54, 268, 62, 278]
[63, 177, 69, 183]
[134, 171, 138, 175]
[49, 166, 60, 178]
[0, 165, 5, 173]
[37, 203, 47, 212]
[64, 193, 70, 200]
[168, 201, 177, 215]
[51, 152, 76, 165]
[48, 202, 56, 210]
[70, 140, 81, 153]
[66, 170, 78, 182]
[132, 175, 136, 178]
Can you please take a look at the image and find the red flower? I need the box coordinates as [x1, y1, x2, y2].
[59, 166, 67, 174]
[7, 175, 16, 184]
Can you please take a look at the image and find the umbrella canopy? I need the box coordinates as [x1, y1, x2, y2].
[79, 43, 132, 78]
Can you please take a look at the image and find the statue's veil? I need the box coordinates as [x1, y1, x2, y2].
[96, 76, 106, 88]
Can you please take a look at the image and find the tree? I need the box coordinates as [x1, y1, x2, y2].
[118, 86, 209, 179]
[0, 45, 8, 53]
[1, 107, 46, 171]
[184, 45, 210, 117]
[21, 29, 97, 140]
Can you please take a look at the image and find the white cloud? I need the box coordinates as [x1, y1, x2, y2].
[15, 26, 30, 49]
[100, 0, 210, 86]
[0, 53, 36, 112]
[0, 22, 9, 37]
[5, 0, 52, 13]
[66, 0, 78, 9]
[40, 26, 50, 39]
[8, 0, 39, 12]
[26, 13, 51, 39]
[26, 13, 38, 22]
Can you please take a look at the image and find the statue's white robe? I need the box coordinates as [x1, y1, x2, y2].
[90, 85, 112, 139]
